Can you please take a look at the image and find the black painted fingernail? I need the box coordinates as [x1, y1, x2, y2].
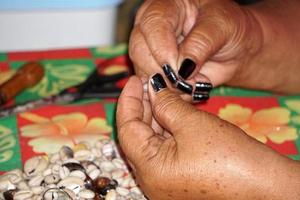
[178, 58, 196, 79]
[176, 80, 193, 94]
[193, 92, 210, 102]
[162, 64, 178, 84]
[195, 82, 213, 92]
[150, 73, 167, 92]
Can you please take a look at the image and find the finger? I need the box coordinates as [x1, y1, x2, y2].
[138, 0, 185, 70]
[177, 8, 229, 81]
[117, 76, 162, 166]
[129, 27, 161, 77]
[148, 73, 199, 138]
[129, 28, 190, 95]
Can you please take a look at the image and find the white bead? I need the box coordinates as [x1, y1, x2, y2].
[105, 189, 117, 200]
[69, 170, 86, 180]
[88, 169, 101, 180]
[78, 189, 95, 198]
[116, 187, 130, 196]
[28, 175, 44, 187]
[14, 190, 33, 200]
[24, 156, 48, 177]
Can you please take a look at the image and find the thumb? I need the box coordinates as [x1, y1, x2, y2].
[117, 76, 161, 167]
[149, 73, 199, 138]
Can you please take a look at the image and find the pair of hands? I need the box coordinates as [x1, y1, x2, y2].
[117, 0, 300, 199]
[129, 0, 300, 95]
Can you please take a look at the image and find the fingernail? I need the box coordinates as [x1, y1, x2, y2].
[193, 92, 210, 102]
[176, 80, 193, 94]
[178, 58, 196, 80]
[195, 82, 213, 92]
[150, 73, 167, 92]
[162, 64, 178, 84]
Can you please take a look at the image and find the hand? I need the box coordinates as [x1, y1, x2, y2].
[117, 75, 300, 200]
[129, 0, 300, 94]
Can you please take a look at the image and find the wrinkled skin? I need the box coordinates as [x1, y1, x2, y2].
[129, 0, 300, 94]
[119, 0, 300, 199]
[117, 76, 300, 200]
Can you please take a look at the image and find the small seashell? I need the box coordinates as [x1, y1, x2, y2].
[111, 169, 124, 180]
[17, 181, 30, 190]
[74, 150, 94, 161]
[130, 186, 143, 195]
[49, 153, 60, 164]
[114, 178, 123, 186]
[116, 187, 130, 196]
[100, 161, 115, 172]
[32, 195, 43, 200]
[59, 146, 74, 161]
[51, 164, 60, 175]
[78, 189, 95, 199]
[69, 170, 86, 180]
[13, 190, 33, 200]
[45, 184, 57, 189]
[43, 189, 59, 200]
[44, 174, 60, 185]
[0, 179, 16, 192]
[100, 172, 112, 179]
[105, 189, 117, 200]
[42, 168, 52, 177]
[94, 177, 117, 196]
[101, 143, 114, 159]
[88, 169, 101, 180]
[28, 175, 44, 187]
[91, 147, 102, 158]
[31, 186, 45, 195]
[112, 159, 125, 169]
[57, 176, 84, 194]
[2, 170, 23, 184]
[62, 188, 76, 199]
[120, 175, 132, 188]
[129, 179, 137, 188]
[62, 158, 80, 165]
[58, 166, 70, 180]
[86, 164, 98, 174]
[24, 156, 48, 177]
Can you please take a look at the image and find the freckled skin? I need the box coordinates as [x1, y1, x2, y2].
[117, 77, 300, 200]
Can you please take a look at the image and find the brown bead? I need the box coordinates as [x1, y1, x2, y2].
[94, 177, 111, 189]
[3, 189, 17, 200]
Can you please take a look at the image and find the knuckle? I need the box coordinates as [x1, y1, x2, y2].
[117, 121, 136, 144]
[128, 32, 143, 61]
[153, 92, 189, 124]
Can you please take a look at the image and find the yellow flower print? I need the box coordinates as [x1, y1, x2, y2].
[0, 69, 16, 85]
[219, 104, 297, 144]
[103, 65, 128, 75]
[28, 63, 91, 97]
[20, 112, 112, 154]
[285, 100, 300, 125]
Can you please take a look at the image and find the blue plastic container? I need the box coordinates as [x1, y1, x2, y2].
[0, 0, 122, 10]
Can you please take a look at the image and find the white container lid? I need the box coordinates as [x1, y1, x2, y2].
[0, 0, 124, 52]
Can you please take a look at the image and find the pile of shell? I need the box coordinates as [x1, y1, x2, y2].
[0, 138, 146, 200]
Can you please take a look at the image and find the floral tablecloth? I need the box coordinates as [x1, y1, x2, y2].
[0, 44, 300, 174]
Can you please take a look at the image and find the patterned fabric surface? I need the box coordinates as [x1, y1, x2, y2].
[0, 44, 300, 174]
